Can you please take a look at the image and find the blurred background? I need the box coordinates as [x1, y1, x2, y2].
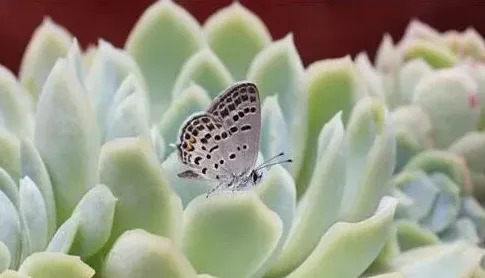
[1, 0, 484, 74]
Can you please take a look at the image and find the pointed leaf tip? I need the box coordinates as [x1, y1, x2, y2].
[125, 0, 205, 120]
[204, 2, 271, 80]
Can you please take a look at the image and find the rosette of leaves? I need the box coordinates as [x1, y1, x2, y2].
[0, 1, 400, 277]
[0, 1, 482, 278]
[348, 19, 485, 277]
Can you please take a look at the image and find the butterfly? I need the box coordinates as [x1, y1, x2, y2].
[175, 81, 291, 196]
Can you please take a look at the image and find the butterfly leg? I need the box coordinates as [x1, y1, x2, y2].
[206, 181, 225, 198]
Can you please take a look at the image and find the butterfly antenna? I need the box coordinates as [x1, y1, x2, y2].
[255, 158, 293, 171]
[257, 152, 285, 168]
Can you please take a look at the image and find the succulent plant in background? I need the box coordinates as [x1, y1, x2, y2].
[0, 1, 483, 278]
[348, 19, 485, 276]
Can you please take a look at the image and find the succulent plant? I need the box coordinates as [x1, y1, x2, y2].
[349, 19, 485, 277]
[0, 1, 484, 278]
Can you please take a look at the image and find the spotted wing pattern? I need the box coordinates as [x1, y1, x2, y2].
[176, 112, 229, 181]
[206, 82, 261, 176]
[176, 81, 261, 183]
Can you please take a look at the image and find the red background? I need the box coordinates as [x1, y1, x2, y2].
[1, 0, 484, 74]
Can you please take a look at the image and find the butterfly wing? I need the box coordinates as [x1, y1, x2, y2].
[206, 81, 261, 177]
[176, 112, 231, 181]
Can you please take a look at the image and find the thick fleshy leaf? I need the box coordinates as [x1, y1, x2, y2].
[464, 28, 485, 58]
[65, 39, 85, 86]
[392, 241, 485, 278]
[20, 138, 56, 237]
[392, 170, 439, 221]
[251, 165, 296, 278]
[368, 273, 405, 278]
[158, 84, 211, 146]
[246, 34, 306, 178]
[404, 150, 473, 195]
[18, 176, 48, 261]
[182, 192, 282, 278]
[402, 19, 444, 43]
[0, 168, 18, 208]
[0, 128, 20, 182]
[341, 97, 396, 222]
[69, 184, 117, 260]
[400, 39, 458, 68]
[458, 62, 485, 131]
[420, 173, 461, 233]
[102, 229, 197, 278]
[286, 196, 398, 278]
[85, 40, 147, 137]
[460, 197, 485, 240]
[46, 215, 80, 253]
[0, 241, 10, 273]
[172, 48, 234, 99]
[355, 52, 385, 98]
[0, 271, 29, 278]
[375, 34, 402, 74]
[204, 2, 271, 80]
[267, 112, 346, 277]
[449, 131, 485, 174]
[297, 56, 365, 197]
[0, 191, 21, 269]
[161, 151, 212, 208]
[395, 220, 440, 252]
[105, 93, 150, 142]
[396, 58, 432, 105]
[413, 68, 480, 148]
[0, 66, 34, 138]
[259, 96, 290, 171]
[125, 0, 205, 120]
[440, 217, 480, 244]
[18, 252, 95, 278]
[82, 44, 97, 70]
[391, 105, 433, 171]
[18, 17, 73, 101]
[35, 58, 100, 223]
[99, 137, 183, 247]
[150, 125, 166, 162]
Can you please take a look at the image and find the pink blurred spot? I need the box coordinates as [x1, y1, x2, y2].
[469, 92, 479, 108]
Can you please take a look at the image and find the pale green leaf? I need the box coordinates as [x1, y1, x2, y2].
[18, 252, 94, 278]
[392, 241, 485, 278]
[0, 241, 10, 273]
[158, 84, 211, 146]
[171, 48, 234, 99]
[286, 196, 398, 278]
[182, 192, 282, 278]
[247, 34, 306, 178]
[0, 128, 20, 183]
[0, 66, 34, 138]
[102, 229, 197, 278]
[20, 138, 56, 238]
[0, 190, 21, 269]
[296, 56, 365, 197]
[251, 165, 296, 278]
[46, 215, 80, 254]
[18, 176, 48, 261]
[18, 17, 73, 101]
[204, 2, 271, 80]
[86, 40, 147, 137]
[34, 58, 100, 223]
[125, 0, 205, 120]
[99, 137, 183, 248]
[70, 184, 117, 260]
[341, 97, 396, 222]
[268, 112, 346, 277]
[413, 68, 480, 148]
